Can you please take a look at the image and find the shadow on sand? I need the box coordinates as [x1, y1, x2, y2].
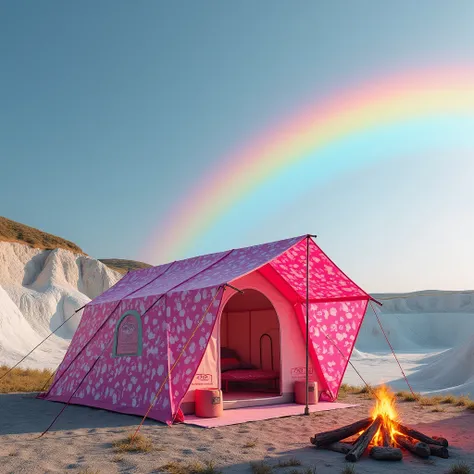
[0, 393, 161, 436]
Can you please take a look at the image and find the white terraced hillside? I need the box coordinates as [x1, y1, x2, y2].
[0, 242, 121, 369]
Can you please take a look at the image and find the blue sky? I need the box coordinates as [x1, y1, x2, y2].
[1, 1, 473, 292]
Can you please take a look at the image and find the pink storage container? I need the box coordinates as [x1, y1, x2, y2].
[194, 388, 223, 418]
[294, 380, 318, 405]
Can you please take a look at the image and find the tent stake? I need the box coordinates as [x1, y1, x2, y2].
[304, 235, 310, 415]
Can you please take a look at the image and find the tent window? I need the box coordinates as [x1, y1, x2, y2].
[113, 310, 142, 357]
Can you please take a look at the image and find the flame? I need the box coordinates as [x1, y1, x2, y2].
[370, 385, 399, 446]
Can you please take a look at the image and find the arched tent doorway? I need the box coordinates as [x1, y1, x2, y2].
[219, 289, 282, 406]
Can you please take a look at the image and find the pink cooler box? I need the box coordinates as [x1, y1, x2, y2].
[294, 381, 318, 405]
[194, 388, 223, 418]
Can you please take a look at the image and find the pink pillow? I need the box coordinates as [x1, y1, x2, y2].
[221, 357, 240, 372]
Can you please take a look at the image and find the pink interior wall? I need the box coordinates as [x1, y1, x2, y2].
[226, 272, 319, 396]
[221, 309, 280, 371]
[221, 311, 252, 362]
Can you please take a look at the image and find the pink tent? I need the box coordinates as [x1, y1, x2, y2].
[42, 235, 373, 425]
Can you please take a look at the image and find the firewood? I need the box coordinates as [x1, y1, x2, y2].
[320, 442, 353, 454]
[432, 436, 449, 447]
[369, 446, 403, 461]
[394, 434, 430, 458]
[392, 421, 448, 447]
[310, 417, 372, 447]
[428, 444, 449, 459]
[381, 424, 392, 447]
[345, 416, 383, 462]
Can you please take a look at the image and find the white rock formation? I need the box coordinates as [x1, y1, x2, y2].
[0, 242, 122, 369]
[356, 291, 474, 352]
[351, 290, 474, 397]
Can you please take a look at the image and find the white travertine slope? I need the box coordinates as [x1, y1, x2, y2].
[0, 242, 121, 369]
[356, 291, 474, 352]
[404, 334, 474, 396]
[350, 290, 474, 397]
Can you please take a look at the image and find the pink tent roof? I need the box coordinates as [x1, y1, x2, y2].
[93, 235, 369, 305]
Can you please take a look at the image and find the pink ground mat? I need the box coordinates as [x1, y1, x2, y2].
[183, 402, 358, 428]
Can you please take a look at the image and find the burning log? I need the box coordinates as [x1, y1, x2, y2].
[321, 442, 353, 454]
[393, 421, 448, 447]
[309, 384, 452, 463]
[369, 446, 403, 461]
[394, 434, 430, 458]
[381, 425, 392, 447]
[310, 417, 372, 447]
[428, 444, 449, 459]
[345, 416, 383, 462]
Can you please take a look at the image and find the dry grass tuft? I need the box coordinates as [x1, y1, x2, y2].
[395, 391, 474, 410]
[98, 258, 152, 274]
[419, 396, 440, 406]
[465, 400, 474, 411]
[250, 461, 273, 474]
[353, 384, 372, 394]
[160, 461, 221, 474]
[339, 383, 353, 393]
[440, 395, 457, 404]
[454, 396, 471, 407]
[0, 366, 53, 393]
[431, 406, 445, 413]
[396, 391, 418, 402]
[112, 433, 153, 453]
[276, 457, 302, 467]
[243, 439, 258, 448]
[446, 462, 471, 474]
[338, 383, 361, 399]
[341, 465, 356, 474]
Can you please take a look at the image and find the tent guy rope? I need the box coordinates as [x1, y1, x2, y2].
[369, 301, 419, 401]
[0, 304, 87, 382]
[40, 261, 178, 400]
[319, 326, 382, 403]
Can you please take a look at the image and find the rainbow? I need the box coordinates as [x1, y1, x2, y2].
[142, 67, 474, 263]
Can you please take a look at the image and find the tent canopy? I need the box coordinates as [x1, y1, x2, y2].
[43, 235, 372, 424]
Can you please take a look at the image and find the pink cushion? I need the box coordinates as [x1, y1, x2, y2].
[221, 357, 240, 372]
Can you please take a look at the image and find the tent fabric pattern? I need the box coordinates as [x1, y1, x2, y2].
[268, 239, 368, 301]
[261, 239, 370, 400]
[42, 235, 371, 424]
[306, 300, 369, 400]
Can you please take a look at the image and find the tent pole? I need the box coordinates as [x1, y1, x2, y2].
[304, 234, 310, 416]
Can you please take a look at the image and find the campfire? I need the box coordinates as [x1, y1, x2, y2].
[310, 386, 449, 462]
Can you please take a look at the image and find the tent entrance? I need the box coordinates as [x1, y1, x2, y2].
[220, 289, 281, 407]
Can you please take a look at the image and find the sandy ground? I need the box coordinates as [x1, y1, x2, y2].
[0, 393, 473, 473]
